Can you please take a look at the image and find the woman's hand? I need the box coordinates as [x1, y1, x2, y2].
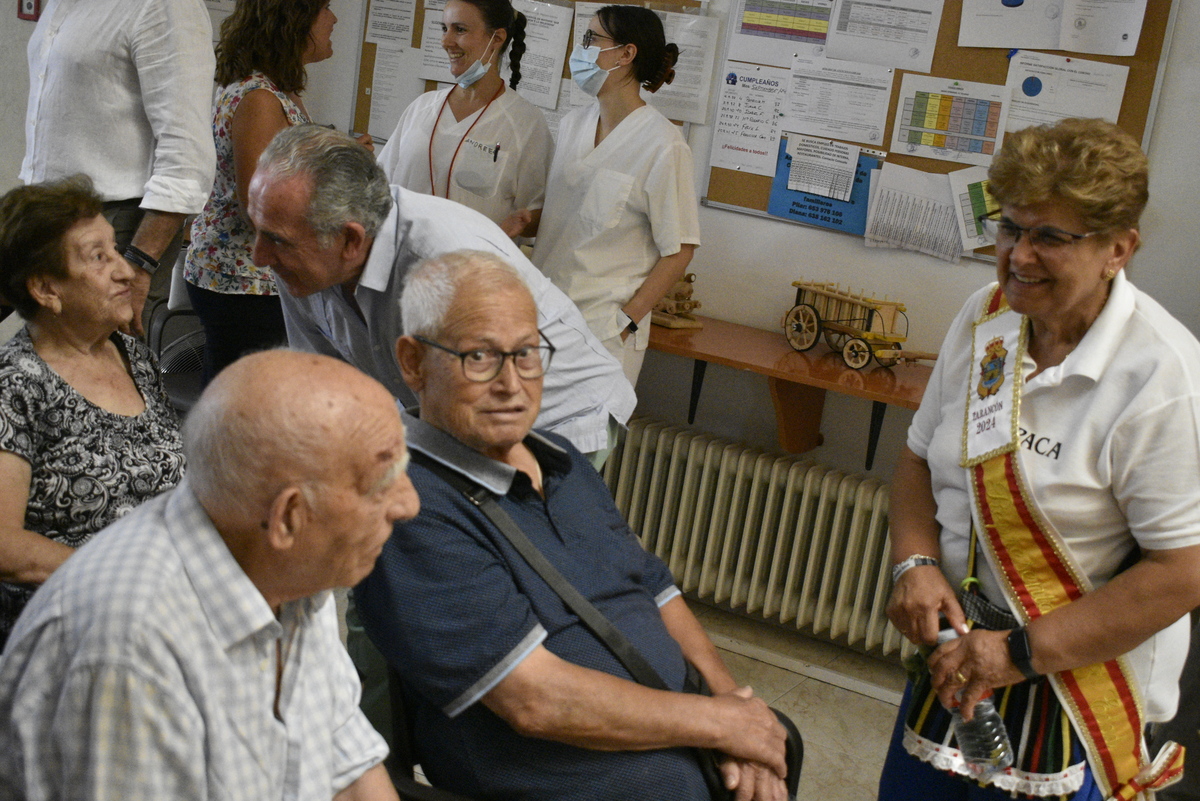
[927, 628, 1025, 721]
[501, 208, 533, 238]
[886, 565, 967, 646]
[355, 132, 375, 153]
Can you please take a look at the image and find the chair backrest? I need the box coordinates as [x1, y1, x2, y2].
[386, 666, 479, 801]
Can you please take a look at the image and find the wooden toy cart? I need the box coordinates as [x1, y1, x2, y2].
[781, 281, 911, 369]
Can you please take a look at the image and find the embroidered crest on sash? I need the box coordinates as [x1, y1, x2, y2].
[977, 338, 1007, 399]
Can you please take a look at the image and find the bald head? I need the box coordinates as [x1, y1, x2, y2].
[185, 350, 403, 522]
[184, 350, 419, 605]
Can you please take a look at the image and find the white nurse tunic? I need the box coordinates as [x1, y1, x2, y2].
[377, 86, 552, 226]
[532, 103, 701, 356]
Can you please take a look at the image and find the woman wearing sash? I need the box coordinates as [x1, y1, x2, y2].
[880, 118, 1200, 800]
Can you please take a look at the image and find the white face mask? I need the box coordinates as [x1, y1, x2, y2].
[455, 30, 499, 89]
[568, 43, 622, 96]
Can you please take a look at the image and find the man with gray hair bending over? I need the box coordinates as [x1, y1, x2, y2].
[247, 124, 634, 461]
[0, 350, 419, 801]
[356, 250, 795, 801]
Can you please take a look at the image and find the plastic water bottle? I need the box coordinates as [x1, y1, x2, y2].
[938, 629, 1014, 775]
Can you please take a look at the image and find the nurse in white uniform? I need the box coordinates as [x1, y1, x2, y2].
[376, 0, 551, 238]
[531, 5, 700, 384]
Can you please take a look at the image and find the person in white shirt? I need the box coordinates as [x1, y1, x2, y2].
[376, 0, 551, 238]
[531, 5, 700, 384]
[22, 0, 217, 335]
[880, 118, 1200, 801]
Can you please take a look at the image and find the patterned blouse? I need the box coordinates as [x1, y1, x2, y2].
[185, 72, 310, 295]
[0, 328, 185, 644]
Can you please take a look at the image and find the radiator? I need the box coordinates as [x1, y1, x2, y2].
[604, 416, 912, 658]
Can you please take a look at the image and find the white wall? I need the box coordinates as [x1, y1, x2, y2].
[3, 2, 1198, 480]
[1, 18, 38, 189]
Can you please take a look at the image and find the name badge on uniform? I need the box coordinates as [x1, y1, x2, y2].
[962, 306, 1026, 467]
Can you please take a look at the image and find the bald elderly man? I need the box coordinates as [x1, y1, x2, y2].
[0, 351, 419, 801]
[356, 251, 792, 801]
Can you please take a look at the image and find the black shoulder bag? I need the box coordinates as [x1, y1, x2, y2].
[411, 452, 802, 800]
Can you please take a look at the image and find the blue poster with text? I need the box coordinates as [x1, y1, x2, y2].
[767, 136, 877, 235]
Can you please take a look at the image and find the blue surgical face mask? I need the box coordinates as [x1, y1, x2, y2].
[455, 31, 499, 89]
[569, 44, 622, 96]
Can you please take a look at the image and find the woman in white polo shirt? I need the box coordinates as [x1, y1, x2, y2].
[531, 5, 700, 385]
[376, 0, 551, 238]
[880, 118, 1200, 801]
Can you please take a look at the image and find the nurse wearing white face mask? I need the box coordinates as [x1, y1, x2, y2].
[376, 0, 551, 237]
[530, 5, 700, 385]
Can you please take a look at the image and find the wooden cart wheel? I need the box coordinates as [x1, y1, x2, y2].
[842, 337, 872, 369]
[783, 304, 821, 351]
[873, 345, 901, 367]
[824, 330, 848, 352]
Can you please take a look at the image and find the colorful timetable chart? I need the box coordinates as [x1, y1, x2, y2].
[729, 0, 832, 68]
[740, 0, 830, 42]
[948, 166, 998, 251]
[890, 75, 1009, 167]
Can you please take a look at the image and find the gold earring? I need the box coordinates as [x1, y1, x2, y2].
[1104, 269, 1116, 281]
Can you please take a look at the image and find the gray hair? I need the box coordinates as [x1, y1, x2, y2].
[258, 124, 393, 245]
[400, 250, 531, 338]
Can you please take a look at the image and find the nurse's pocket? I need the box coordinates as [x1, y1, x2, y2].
[455, 139, 507, 198]
[579, 169, 634, 236]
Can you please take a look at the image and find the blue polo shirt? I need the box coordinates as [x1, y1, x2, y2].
[355, 412, 711, 801]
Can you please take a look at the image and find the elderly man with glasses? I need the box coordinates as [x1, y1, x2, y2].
[355, 250, 793, 801]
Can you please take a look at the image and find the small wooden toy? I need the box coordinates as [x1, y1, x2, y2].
[781, 280, 937, 369]
[652, 273, 703, 329]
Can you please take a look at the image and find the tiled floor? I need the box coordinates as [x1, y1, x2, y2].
[689, 600, 907, 801]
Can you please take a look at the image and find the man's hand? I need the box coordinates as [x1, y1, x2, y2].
[709, 687, 788, 778]
[886, 565, 967, 646]
[123, 268, 152, 337]
[719, 755, 789, 801]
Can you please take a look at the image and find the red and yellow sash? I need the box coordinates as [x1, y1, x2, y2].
[964, 287, 1184, 800]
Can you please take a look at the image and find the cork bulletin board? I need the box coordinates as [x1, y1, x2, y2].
[703, 1, 1177, 220]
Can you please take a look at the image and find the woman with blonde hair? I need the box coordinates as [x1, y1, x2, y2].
[880, 118, 1200, 801]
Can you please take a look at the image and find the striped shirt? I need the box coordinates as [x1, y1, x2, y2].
[0, 478, 387, 801]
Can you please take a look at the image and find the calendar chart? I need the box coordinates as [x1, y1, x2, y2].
[959, 179, 996, 238]
[739, 0, 830, 44]
[899, 92, 1000, 155]
[890, 76, 1009, 167]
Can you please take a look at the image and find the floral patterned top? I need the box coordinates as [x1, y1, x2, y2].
[185, 72, 310, 295]
[0, 328, 185, 645]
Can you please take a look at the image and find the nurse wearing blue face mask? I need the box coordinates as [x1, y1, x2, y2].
[376, 0, 552, 237]
[531, 5, 700, 385]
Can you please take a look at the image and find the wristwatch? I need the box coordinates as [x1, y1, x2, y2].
[123, 245, 161, 275]
[890, 554, 939, 584]
[1007, 626, 1041, 681]
[620, 310, 638, 334]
